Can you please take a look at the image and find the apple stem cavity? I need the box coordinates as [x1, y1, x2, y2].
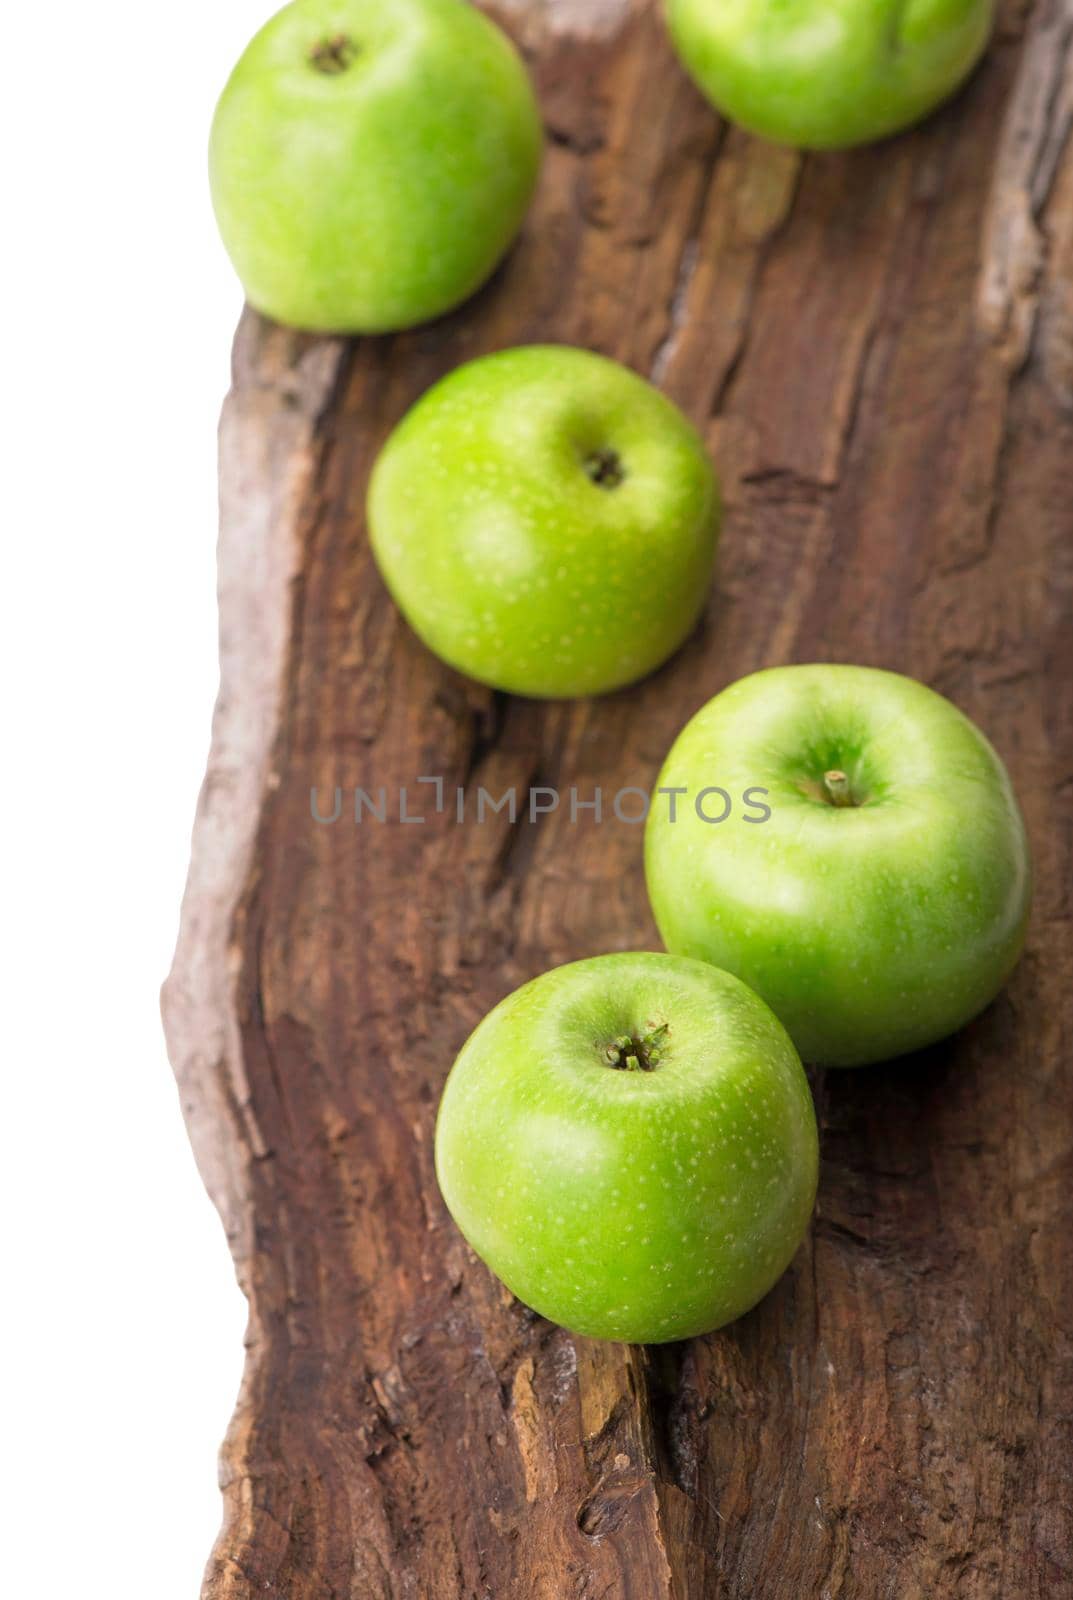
[309, 34, 359, 74]
[603, 1021, 669, 1072]
[823, 769, 854, 807]
[584, 447, 626, 489]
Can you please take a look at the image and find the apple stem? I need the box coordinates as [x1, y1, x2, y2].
[603, 1021, 669, 1072]
[584, 448, 625, 489]
[310, 34, 359, 74]
[823, 769, 854, 807]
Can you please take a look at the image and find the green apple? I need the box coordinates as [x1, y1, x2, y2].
[435, 952, 818, 1343]
[665, 0, 994, 149]
[210, 0, 542, 332]
[645, 664, 1031, 1067]
[367, 346, 719, 697]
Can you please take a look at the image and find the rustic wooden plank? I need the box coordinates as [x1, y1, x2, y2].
[162, 2, 1073, 1595]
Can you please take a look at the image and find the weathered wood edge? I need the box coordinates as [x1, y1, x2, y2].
[161, 318, 348, 1585]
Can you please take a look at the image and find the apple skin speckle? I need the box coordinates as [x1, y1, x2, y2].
[367, 346, 719, 699]
[434, 952, 817, 1344]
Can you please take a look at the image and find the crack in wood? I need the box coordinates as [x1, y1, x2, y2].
[977, 0, 1073, 366]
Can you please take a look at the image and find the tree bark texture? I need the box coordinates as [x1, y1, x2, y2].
[162, 2, 1073, 1595]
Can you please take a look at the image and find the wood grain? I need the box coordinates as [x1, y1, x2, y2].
[162, 2, 1073, 1594]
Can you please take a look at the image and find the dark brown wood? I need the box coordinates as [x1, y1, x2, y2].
[162, 2, 1073, 1595]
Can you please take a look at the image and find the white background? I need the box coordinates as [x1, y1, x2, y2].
[4, 2, 275, 1592]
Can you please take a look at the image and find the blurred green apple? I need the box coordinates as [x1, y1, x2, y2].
[435, 953, 818, 1343]
[367, 345, 719, 697]
[665, 0, 995, 148]
[210, 0, 542, 332]
[645, 664, 1031, 1066]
